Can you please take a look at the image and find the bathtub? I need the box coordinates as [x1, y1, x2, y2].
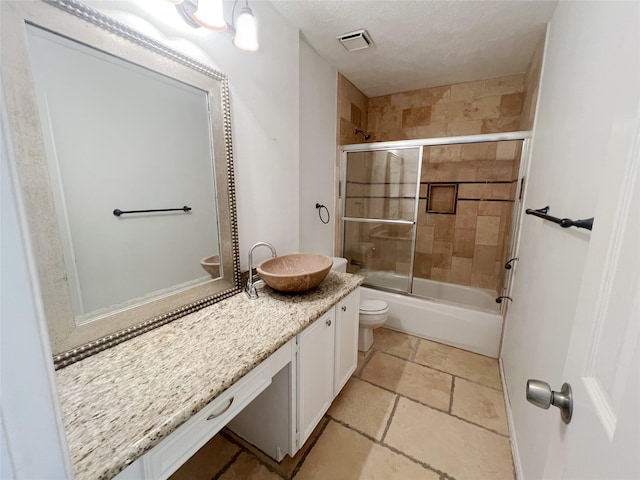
[359, 273, 503, 358]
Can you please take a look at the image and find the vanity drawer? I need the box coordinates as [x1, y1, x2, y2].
[142, 362, 272, 479]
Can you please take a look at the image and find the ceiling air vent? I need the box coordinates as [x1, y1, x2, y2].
[337, 29, 373, 52]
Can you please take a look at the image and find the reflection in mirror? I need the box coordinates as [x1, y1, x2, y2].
[1, 0, 241, 365]
[27, 25, 222, 323]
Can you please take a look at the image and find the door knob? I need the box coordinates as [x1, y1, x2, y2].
[526, 379, 573, 424]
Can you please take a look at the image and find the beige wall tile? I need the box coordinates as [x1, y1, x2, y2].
[478, 201, 504, 216]
[446, 119, 483, 136]
[453, 228, 476, 258]
[461, 142, 498, 161]
[327, 378, 396, 440]
[452, 378, 509, 435]
[434, 214, 456, 240]
[427, 144, 462, 163]
[450, 79, 485, 102]
[385, 398, 514, 480]
[473, 245, 499, 274]
[496, 140, 519, 161]
[170, 434, 239, 480]
[413, 252, 433, 277]
[296, 421, 440, 480]
[362, 352, 452, 410]
[499, 93, 524, 117]
[458, 183, 493, 199]
[414, 339, 502, 389]
[455, 200, 479, 229]
[403, 124, 448, 139]
[416, 225, 435, 253]
[450, 256, 473, 285]
[401, 106, 431, 128]
[477, 165, 514, 182]
[431, 101, 466, 123]
[476, 216, 501, 245]
[432, 240, 453, 268]
[351, 103, 363, 128]
[492, 183, 513, 200]
[431, 267, 451, 282]
[471, 272, 498, 290]
[483, 73, 525, 97]
[482, 116, 520, 133]
[463, 96, 501, 120]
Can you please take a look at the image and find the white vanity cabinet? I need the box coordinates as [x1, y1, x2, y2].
[297, 309, 336, 447]
[297, 287, 360, 448]
[333, 288, 360, 396]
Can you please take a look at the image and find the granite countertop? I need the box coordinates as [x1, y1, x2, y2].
[55, 271, 363, 480]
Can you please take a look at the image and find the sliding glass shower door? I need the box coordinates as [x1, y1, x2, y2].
[341, 147, 422, 293]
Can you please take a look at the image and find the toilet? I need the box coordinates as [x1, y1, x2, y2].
[357, 299, 389, 352]
[330, 257, 389, 352]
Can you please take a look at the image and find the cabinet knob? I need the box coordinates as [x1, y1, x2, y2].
[326, 319, 332, 326]
[341, 306, 347, 312]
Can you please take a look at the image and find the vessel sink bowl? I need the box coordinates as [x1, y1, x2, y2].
[257, 254, 333, 293]
[200, 255, 220, 278]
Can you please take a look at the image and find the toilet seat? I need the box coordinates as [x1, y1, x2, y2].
[359, 299, 389, 314]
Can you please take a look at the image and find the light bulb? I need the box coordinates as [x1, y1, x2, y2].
[193, 0, 227, 31]
[233, 6, 258, 51]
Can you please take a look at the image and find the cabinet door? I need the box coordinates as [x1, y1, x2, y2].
[333, 288, 360, 396]
[297, 310, 335, 447]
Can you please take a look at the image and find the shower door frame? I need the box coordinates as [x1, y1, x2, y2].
[339, 145, 424, 293]
[339, 131, 532, 297]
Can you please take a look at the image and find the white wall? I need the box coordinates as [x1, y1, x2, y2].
[1, 96, 72, 478]
[1, 0, 303, 475]
[501, 2, 639, 478]
[299, 38, 337, 255]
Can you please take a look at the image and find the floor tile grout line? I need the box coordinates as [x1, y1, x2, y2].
[211, 449, 242, 480]
[355, 348, 376, 378]
[448, 376, 456, 414]
[220, 430, 289, 479]
[410, 336, 421, 361]
[380, 394, 401, 442]
[378, 347, 504, 393]
[328, 415, 450, 479]
[352, 376, 510, 438]
[289, 417, 332, 479]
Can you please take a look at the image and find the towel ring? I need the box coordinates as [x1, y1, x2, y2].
[315, 203, 330, 224]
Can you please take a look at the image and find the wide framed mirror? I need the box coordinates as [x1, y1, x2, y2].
[1, 0, 241, 367]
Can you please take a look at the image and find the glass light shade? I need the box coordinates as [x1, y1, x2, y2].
[193, 0, 227, 31]
[233, 7, 258, 51]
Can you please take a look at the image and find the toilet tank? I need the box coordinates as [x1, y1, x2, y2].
[331, 257, 348, 273]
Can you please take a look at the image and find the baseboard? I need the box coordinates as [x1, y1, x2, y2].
[499, 357, 523, 480]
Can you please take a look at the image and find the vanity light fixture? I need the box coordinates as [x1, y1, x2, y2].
[172, 0, 259, 51]
[232, 2, 258, 52]
[193, 0, 227, 31]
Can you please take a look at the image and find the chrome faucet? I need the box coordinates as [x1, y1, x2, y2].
[245, 242, 277, 299]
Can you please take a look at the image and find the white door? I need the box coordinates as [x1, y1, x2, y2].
[540, 118, 640, 477]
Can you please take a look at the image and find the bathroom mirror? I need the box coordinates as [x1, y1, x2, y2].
[1, 0, 241, 363]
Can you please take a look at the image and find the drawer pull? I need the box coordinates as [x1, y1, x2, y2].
[341, 306, 347, 312]
[326, 319, 332, 326]
[206, 397, 234, 420]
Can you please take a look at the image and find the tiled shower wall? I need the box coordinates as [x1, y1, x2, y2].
[338, 53, 543, 293]
[415, 141, 522, 292]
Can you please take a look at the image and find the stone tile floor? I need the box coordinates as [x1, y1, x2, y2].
[170, 327, 514, 480]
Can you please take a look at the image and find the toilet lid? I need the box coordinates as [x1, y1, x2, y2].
[360, 299, 388, 312]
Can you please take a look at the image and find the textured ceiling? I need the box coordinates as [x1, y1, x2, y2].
[269, 0, 557, 97]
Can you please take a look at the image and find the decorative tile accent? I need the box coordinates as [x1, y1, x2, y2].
[427, 184, 458, 213]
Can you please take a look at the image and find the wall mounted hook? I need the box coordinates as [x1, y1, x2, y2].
[504, 257, 519, 270]
[495, 296, 513, 304]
